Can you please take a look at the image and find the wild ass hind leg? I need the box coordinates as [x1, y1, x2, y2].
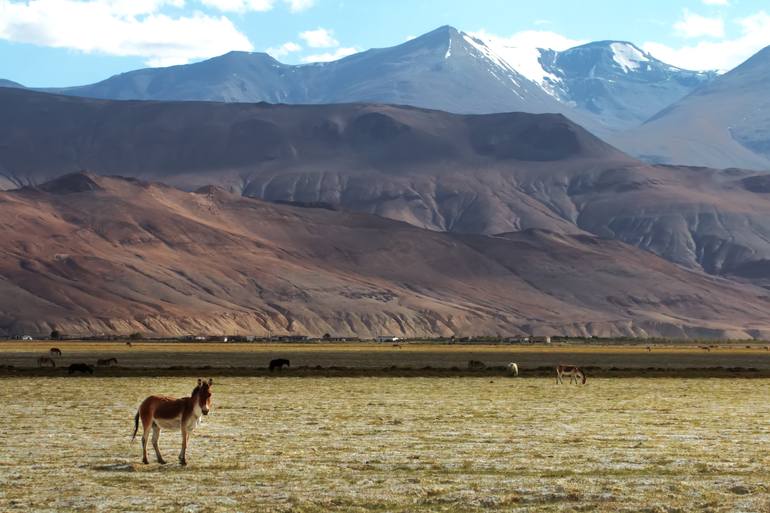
[151, 423, 166, 464]
[140, 416, 153, 464]
[179, 426, 188, 466]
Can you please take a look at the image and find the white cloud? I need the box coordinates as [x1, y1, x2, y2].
[199, 0, 312, 12]
[674, 9, 725, 38]
[199, 0, 274, 12]
[283, 0, 314, 12]
[643, 10, 770, 71]
[299, 27, 338, 48]
[301, 46, 356, 63]
[702, 0, 729, 5]
[266, 40, 301, 58]
[0, 0, 254, 66]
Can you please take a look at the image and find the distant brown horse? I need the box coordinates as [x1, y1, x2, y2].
[556, 365, 587, 384]
[97, 357, 118, 367]
[50, 348, 62, 357]
[126, 341, 133, 347]
[37, 356, 56, 368]
[132, 379, 213, 465]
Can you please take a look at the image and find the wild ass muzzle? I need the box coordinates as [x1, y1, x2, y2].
[555, 365, 587, 384]
[132, 378, 213, 465]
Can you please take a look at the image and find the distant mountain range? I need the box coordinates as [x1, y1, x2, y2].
[0, 26, 723, 139]
[5, 25, 767, 170]
[4, 87, 770, 286]
[3, 172, 770, 339]
[41, 27, 574, 121]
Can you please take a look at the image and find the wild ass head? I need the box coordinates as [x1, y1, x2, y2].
[192, 378, 213, 415]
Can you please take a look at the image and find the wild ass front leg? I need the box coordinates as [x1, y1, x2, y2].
[151, 424, 166, 464]
[179, 426, 188, 465]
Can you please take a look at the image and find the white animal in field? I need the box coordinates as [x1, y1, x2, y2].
[507, 362, 519, 376]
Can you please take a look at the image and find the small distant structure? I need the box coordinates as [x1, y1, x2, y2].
[376, 335, 400, 343]
[531, 336, 552, 344]
[21, 335, 33, 341]
[275, 335, 309, 342]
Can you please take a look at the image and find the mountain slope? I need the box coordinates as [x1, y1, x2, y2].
[48, 26, 572, 119]
[3, 88, 770, 282]
[484, 40, 714, 131]
[611, 45, 770, 170]
[0, 79, 24, 88]
[2, 173, 770, 339]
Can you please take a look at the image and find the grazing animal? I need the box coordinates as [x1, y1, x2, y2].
[49, 347, 62, 357]
[507, 362, 519, 376]
[97, 357, 118, 367]
[269, 358, 290, 372]
[37, 356, 56, 368]
[126, 341, 133, 347]
[68, 363, 94, 375]
[132, 378, 213, 465]
[699, 346, 711, 352]
[467, 360, 486, 370]
[646, 346, 651, 352]
[555, 365, 587, 384]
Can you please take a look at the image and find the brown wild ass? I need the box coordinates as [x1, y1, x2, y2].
[96, 357, 118, 367]
[50, 348, 62, 357]
[556, 365, 587, 384]
[37, 356, 56, 368]
[132, 378, 213, 465]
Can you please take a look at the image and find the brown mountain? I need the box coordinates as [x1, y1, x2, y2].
[3, 88, 770, 281]
[2, 173, 770, 339]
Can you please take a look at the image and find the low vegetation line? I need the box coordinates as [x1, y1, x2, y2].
[2, 365, 769, 378]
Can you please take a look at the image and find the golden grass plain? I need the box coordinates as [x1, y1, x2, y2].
[1, 376, 769, 512]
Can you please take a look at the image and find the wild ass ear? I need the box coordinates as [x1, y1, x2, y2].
[208, 378, 213, 386]
[197, 378, 202, 386]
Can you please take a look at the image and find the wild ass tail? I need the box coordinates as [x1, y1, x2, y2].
[131, 411, 140, 441]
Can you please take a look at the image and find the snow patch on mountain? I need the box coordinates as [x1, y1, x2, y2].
[461, 33, 520, 87]
[482, 43, 561, 96]
[610, 43, 650, 73]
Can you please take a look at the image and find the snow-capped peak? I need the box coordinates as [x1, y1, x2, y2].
[609, 42, 650, 73]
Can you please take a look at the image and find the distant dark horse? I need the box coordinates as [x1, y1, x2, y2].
[68, 363, 94, 375]
[269, 358, 290, 372]
[50, 347, 62, 357]
[97, 357, 118, 367]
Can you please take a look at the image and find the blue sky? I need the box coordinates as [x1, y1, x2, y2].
[1, 0, 769, 87]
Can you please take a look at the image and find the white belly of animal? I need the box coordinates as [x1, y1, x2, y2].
[154, 404, 203, 431]
[155, 415, 182, 430]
